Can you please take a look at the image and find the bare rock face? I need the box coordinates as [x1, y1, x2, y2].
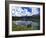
[13, 21, 32, 26]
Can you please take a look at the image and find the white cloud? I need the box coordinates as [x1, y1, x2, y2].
[32, 8, 39, 15]
[12, 7, 39, 17]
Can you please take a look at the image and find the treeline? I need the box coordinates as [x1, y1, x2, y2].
[12, 16, 40, 21]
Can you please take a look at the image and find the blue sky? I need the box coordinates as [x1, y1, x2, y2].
[22, 7, 32, 12]
[12, 7, 40, 17]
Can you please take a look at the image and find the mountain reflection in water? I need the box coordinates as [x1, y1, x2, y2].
[13, 20, 40, 30]
[13, 21, 32, 26]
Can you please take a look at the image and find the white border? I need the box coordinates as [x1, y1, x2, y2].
[9, 4, 43, 35]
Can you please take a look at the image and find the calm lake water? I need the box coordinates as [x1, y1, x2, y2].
[13, 19, 40, 30]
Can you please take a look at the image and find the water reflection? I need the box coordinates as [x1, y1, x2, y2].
[13, 21, 32, 26]
[13, 20, 40, 30]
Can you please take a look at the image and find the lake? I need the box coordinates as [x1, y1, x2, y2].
[12, 19, 40, 30]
